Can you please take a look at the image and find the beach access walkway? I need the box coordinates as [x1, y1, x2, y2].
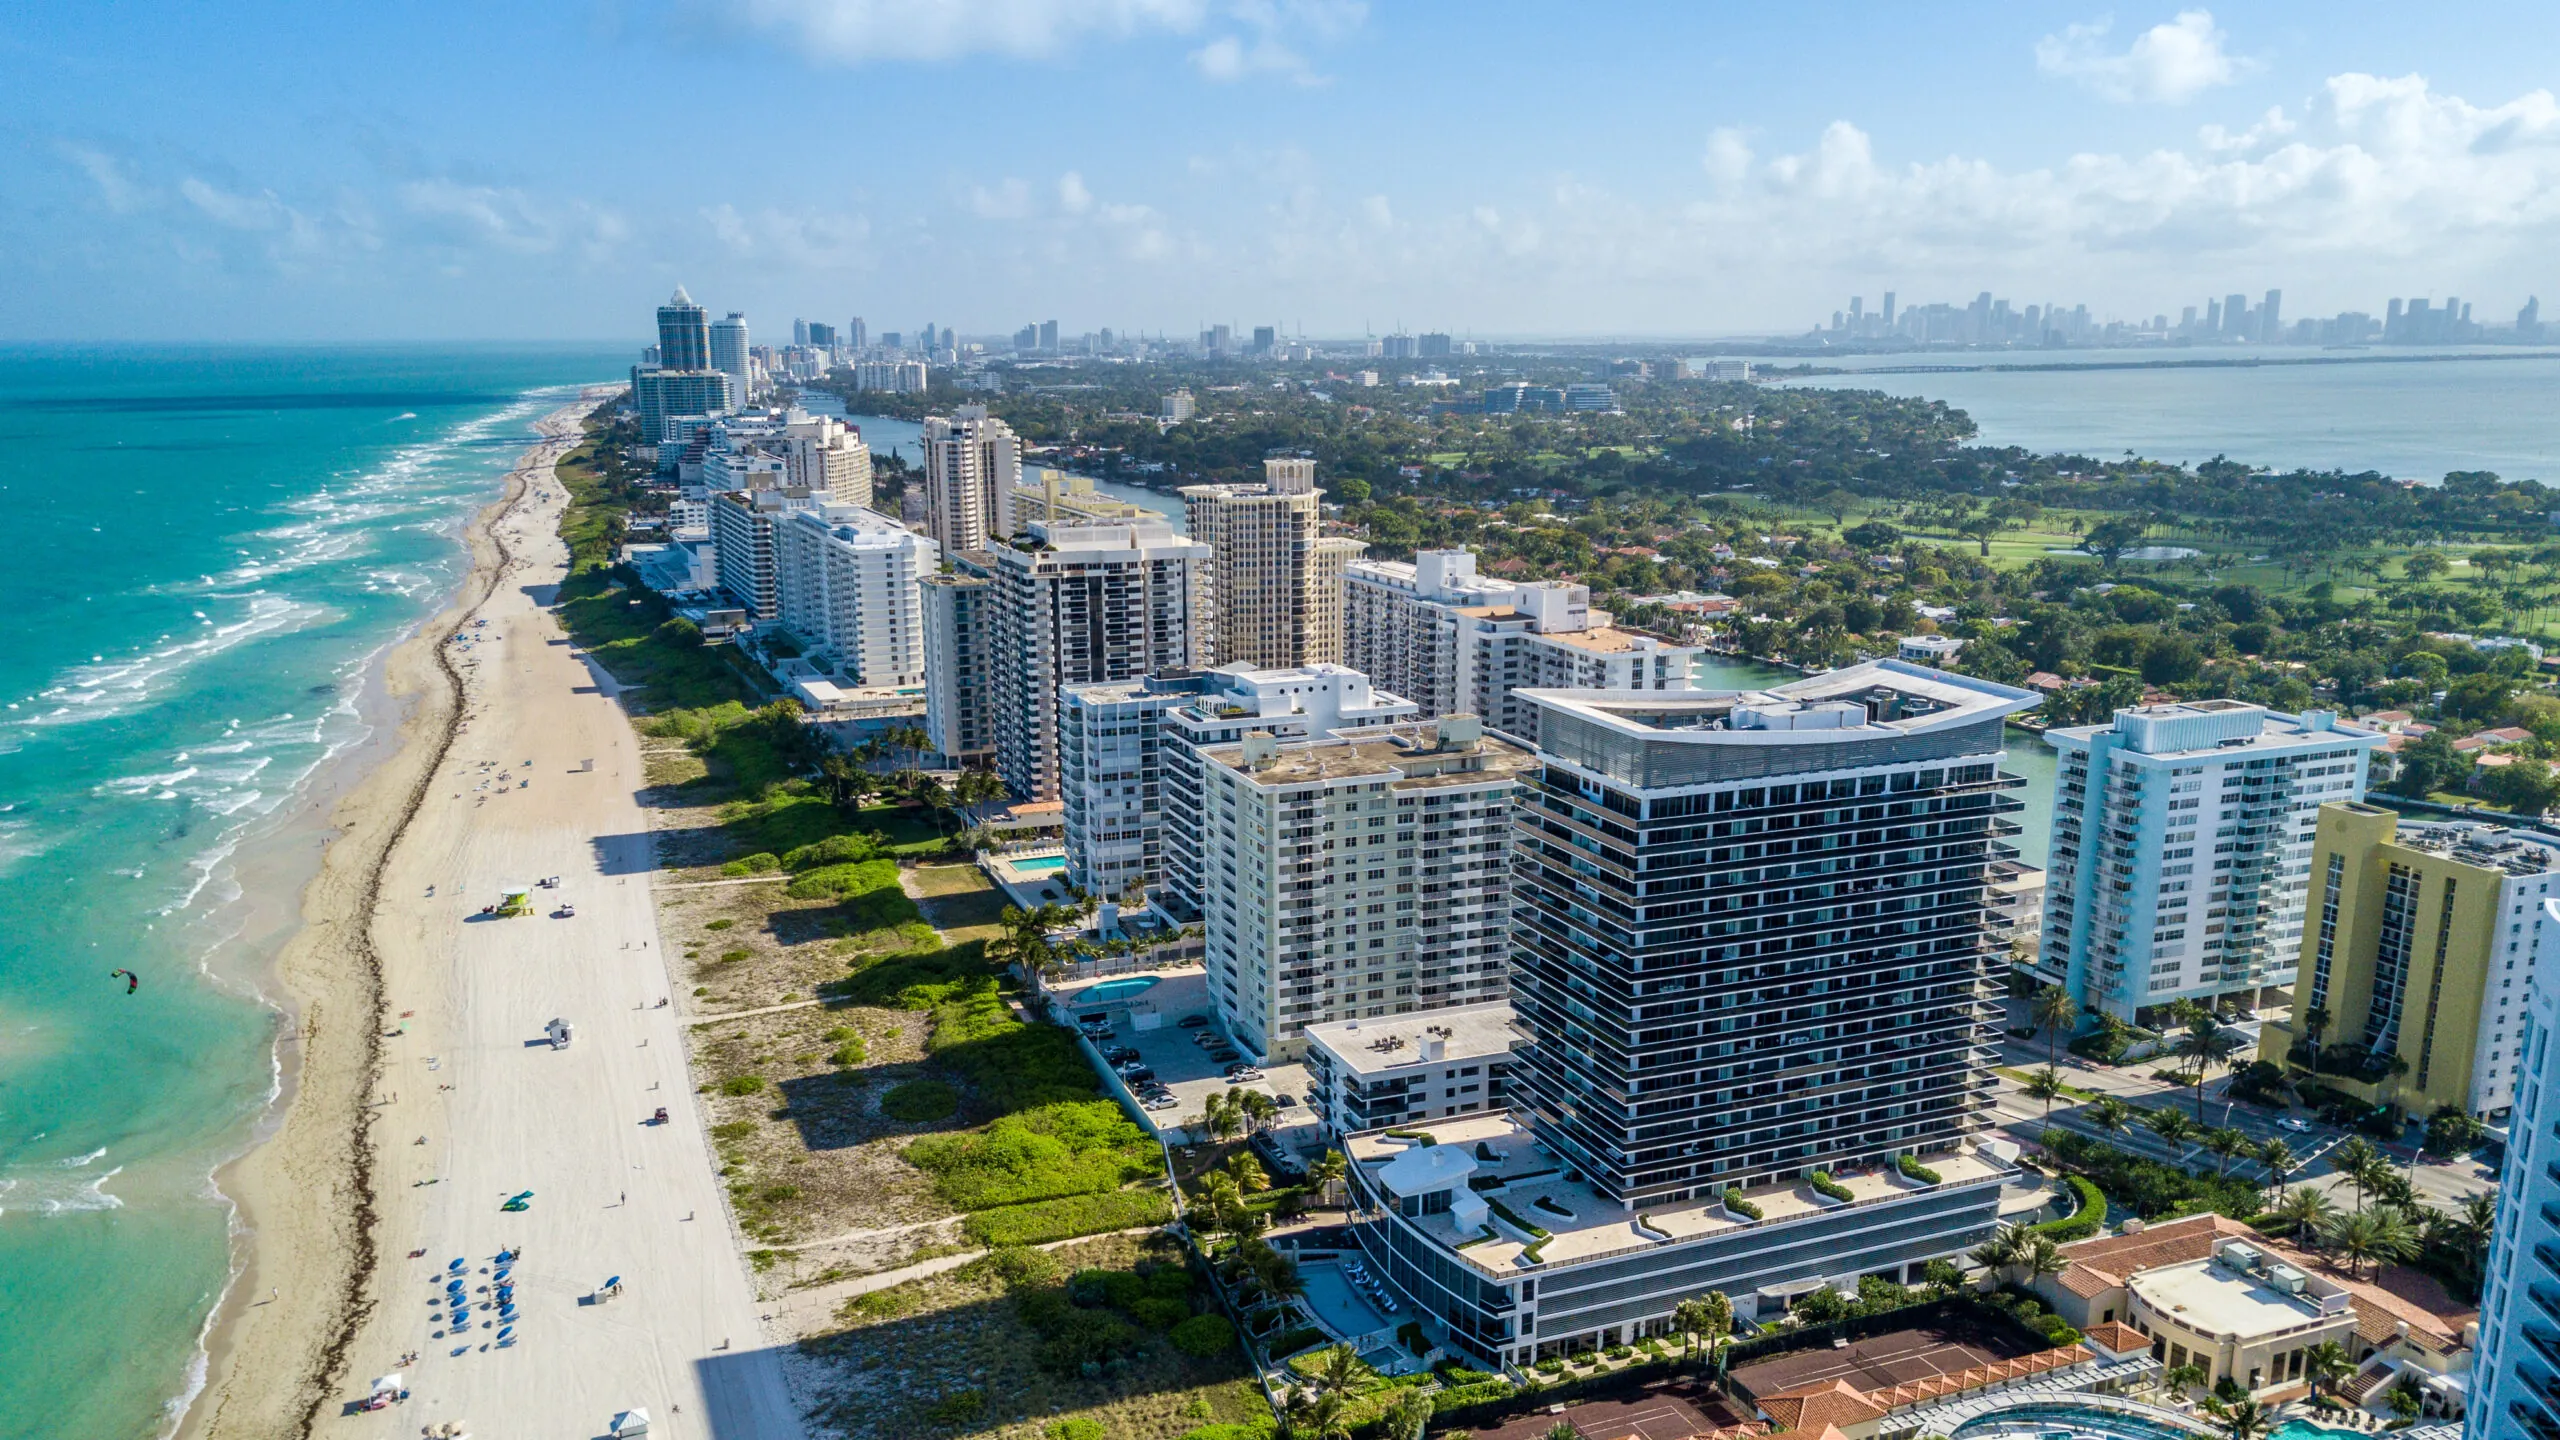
[351, 412, 802, 1439]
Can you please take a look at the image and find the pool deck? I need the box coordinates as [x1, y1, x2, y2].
[1298, 1260, 1397, 1343]
[1048, 970, 1318, 1142]
[980, 847, 1070, 907]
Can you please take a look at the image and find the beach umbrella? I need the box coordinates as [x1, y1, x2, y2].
[449, 1258, 466, 1272]
[370, 1374, 403, 1394]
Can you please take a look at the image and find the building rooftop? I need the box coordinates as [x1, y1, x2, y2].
[1301, 1002, 1515, 1077]
[1345, 1110, 2013, 1275]
[2127, 1252, 2352, 1346]
[2047, 698, 2384, 760]
[1205, 719, 1535, 790]
[2388, 817, 2560, 876]
[1525, 658, 2037, 744]
[1532, 625, 1677, 655]
[2053, 1213, 2476, 1353]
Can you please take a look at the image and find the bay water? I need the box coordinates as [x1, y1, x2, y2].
[0, 344, 618, 1439]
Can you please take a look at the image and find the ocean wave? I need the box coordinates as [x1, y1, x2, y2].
[17, 594, 323, 728]
[0, 1163, 125, 1216]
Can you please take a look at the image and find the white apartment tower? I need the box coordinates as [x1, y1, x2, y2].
[709, 312, 753, 407]
[2042, 701, 2385, 1025]
[921, 406, 1022, 555]
[986, 520, 1210, 803]
[775, 414, 874, 507]
[921, 558, 995, 766]
[774, 502, 936, 687]
[2470, 899, 2560, 1440]
[1344, 548, 1700, 741]
[1059, 663, 1417, 903]
[1196, 716, 1535, 1061]
[1182, 456, 1366, 669]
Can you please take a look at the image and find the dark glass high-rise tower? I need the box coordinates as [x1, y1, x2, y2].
[657, 286, 709, 371]
[1510, 663, 2036, 1207]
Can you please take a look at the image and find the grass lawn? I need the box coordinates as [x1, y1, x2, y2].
[1996, 1066, 2106, 1103]
[797, 1234, 1266, 1440]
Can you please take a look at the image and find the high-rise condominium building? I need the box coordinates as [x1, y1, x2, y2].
[710, 312, 752, 406]
[1195, 715, 1533, 1062]
[1060, 663, 1416, 903]
[709, 487, 818, 619]
[921, 559, 995, 766]
[922, 406, 1023, 555]
[2263, 808, 2556, 1120]
[1331, 663, 2035, 1369]
[2042, 701, 2383, 1025]
[658, 286, 709, 370]
[849, 359, 929, 394]
[773, 502, 936, 687]
[982, 520, 1209, 803]
[630, 368, 735, 442]
[1182, 457, 1365, 669]
[1344, 548, 1699, 741]
[1008, 472, 1148, 530]
[2470, 903, 2560, 1440]
[774, 414, 873, 507]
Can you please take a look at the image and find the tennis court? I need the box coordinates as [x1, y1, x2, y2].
[1728, 1318, 2038, 1398]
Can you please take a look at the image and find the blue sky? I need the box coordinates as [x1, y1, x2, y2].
[8, 2, 2560, 341]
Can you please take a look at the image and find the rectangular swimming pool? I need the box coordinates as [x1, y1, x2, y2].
[1010, 855, 1068, 873]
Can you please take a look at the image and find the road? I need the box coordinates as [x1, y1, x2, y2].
[1985, 998, 2499, 1209]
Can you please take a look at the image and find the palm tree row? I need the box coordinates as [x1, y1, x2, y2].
[2072, 1092, 2298, 1185]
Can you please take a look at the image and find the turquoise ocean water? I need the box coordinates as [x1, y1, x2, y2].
[0, 345, 618, 1440]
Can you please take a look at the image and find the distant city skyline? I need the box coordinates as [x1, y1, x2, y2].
[14, 5, 2560, 339]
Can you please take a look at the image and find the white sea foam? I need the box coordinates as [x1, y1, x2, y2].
[0, 1163, 126, 1216]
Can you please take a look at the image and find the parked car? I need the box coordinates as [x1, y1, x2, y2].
[1122, 1068, 1157, 1086]
[1225, 1069, 1264, 1084]
[1209, 1050, 1242, 1064]
[1178, 1014, 1211, 1029]
[1104, 1047, 1140, 1065]
[2277, 1116, 2312, 1133]
[1143, 1096, 1180, 1112]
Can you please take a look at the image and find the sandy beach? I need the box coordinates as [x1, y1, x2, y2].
[184, 397, 798, 1440]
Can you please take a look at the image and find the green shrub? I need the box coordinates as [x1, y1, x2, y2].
[718, 857, 776, 877]
[1130, 1296, 1191, 1330]
[881, 1080, 960, 1123]
[1899, 1154, 1942, 1185]
[705, 916, 740, 928]
[1047, 1421, 1104, 1440]
[960, 1189, 1174, 1246]
[788, 857, 905, 902]
[717, 949, 751, 965]
[1266, 1326, 1325, 1359]
[719, 1075, 766, 1096]
[907, 1102, 1158, 1208]
[967, 1245, 1063, 1289]
[924, 1389, 985, 1425]
[784, 831, 889, 870]
[1808, 1171, 1854, 1202]
[829, 1038, 868, 1068]
[1432, 1380, 1515, 1413]
[1170, 1314, 1236, 1358]
[2043, 1131, 2258, 1220]
[1722, 1188, 1762, 1220]
[1177, 1425, 1273, 1440]
[2031, 1175, 2110, 1241]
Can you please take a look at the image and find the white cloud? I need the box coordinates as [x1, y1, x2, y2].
[1059, 171, 1094, 213]
[969, 178, 1035, 220]
[58, 142, 150, 214]
[398, 180, 626, 263]
[735, 0, 1205, 63]
[2037, 9, 2246, 104]
[700, 204, 873, 268]
[1702, 127, 1754, 186]
[2200, 105, 2296, 153]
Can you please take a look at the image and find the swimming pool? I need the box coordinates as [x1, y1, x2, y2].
[1010, 855, 1068, 873]
[2269, 1422, 2366, 1440]
[1081, 976, 1161, 1003]
[1952, 1399, 2211, 1440]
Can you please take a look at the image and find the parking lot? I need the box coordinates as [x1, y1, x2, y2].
[1047, 970, 1314, 1142]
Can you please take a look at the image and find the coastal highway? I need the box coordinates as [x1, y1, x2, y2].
[353, 409, 802, 1439]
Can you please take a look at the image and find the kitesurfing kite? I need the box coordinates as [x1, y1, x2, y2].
[110, 969, 138, 995]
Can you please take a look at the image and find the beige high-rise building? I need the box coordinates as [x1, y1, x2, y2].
[921, 406, 1022, 554]
[775, 413, 874, 507]
[1183, 456, 1365, 668]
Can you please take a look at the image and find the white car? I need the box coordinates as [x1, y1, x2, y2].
[2276, 1117, 2311, 1133]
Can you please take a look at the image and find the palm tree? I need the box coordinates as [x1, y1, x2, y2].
[2216, 1397, 2273, 1440]
[2171, 1011, 2241, 1121]
[1228, 1152, 1270, 1195]
[1315, 1342, 1364, 1397]
[1306, 1149, 1347, 1206]
[2303, 1339, 2353, 1405]
[2144, 1106, 2198, 1157]
[2329, 1136, 2382, 1210]
[2024, 1067, 2068, 1131]
[1204, 1092, 1245, 1143]
[1969, 1229, 2026, 1276]
[2322, 1207, 2420, 1281]
[2085, 1094, 2134, 1140]
[2032, 984, 2080, 1064]
[2019, 1233, 2069, 1286]
[2161, 1361, 2210, 1399]
[2272, 1186, 2339, 1244]
[1236, 1088, 1278, 1135]
[2451, 1191, 2499, 1279]
[2202, 1127, 2253, 1177]
[1671, 1297, 1712, 1372]
[2254, 1138, 2295, 1194]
